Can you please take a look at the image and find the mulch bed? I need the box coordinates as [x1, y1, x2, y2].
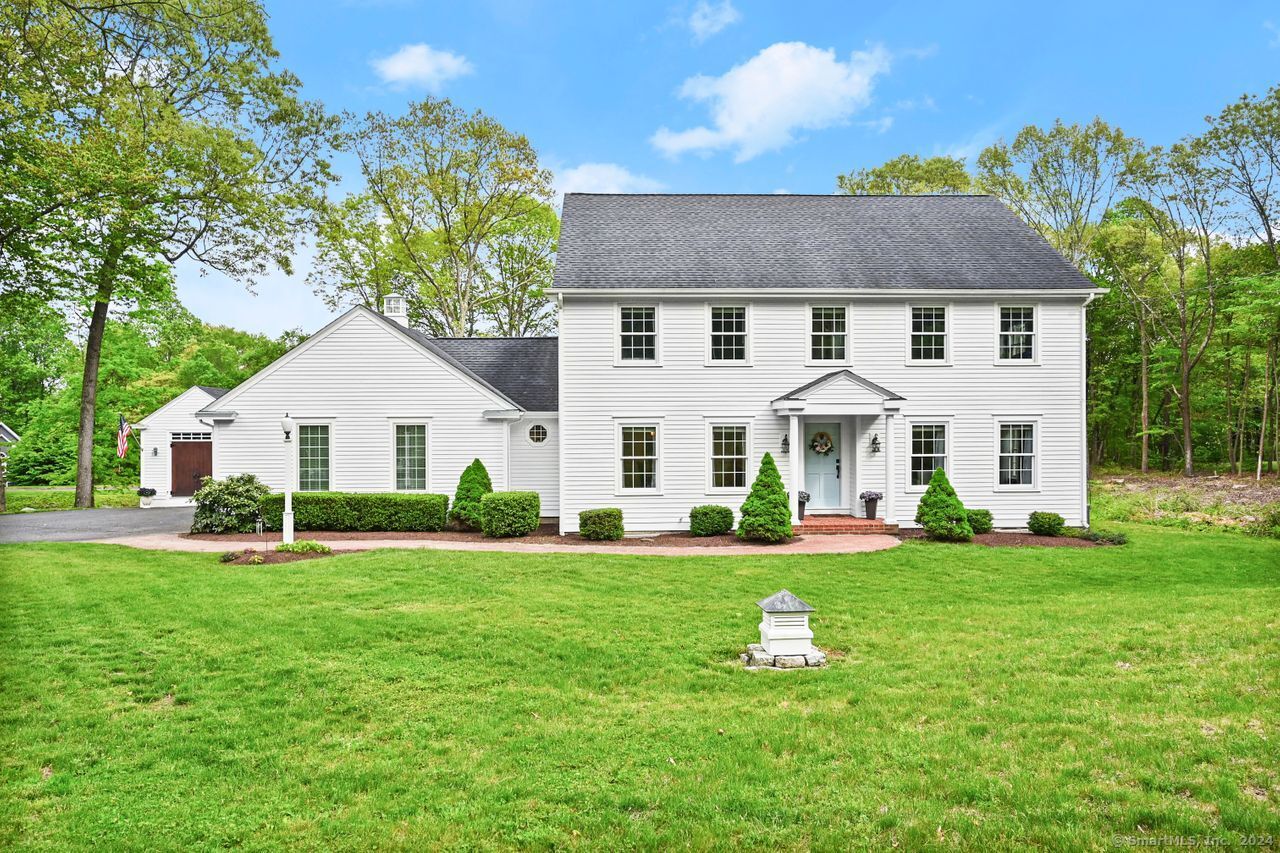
[185, 525, 768, 548]
[898, 529, 1099, 548]
[219, 548, 335, 565]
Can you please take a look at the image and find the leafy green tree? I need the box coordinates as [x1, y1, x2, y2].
[0, 0, 336, 506]
[307, 193, 404, 314]
[0, 292, 74, 433]
[737, 452, 792, 543]
[837, 154, 972, 195]
[451, 458, 493, 529]
[481, 200, 559, 336]
[1203, 86, 1280, 269]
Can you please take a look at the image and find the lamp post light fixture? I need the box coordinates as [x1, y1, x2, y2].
[280, 413, 296, 545]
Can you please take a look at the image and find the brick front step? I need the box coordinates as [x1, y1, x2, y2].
[796, 516, 899, 535]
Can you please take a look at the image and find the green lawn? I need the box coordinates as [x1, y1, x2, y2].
[1, 529, 1277, 849]
[2, 488, 137, 513]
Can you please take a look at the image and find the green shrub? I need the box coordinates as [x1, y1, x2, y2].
[246, 554, 264, 566]
[260, 492, 448, 532]
[191, 474, 270, 534]
[1246, 503, 1280, 539]
[579, 508, 624, 540]
[690, 505, 734, 537]
[737, 453, 793, 543]
[276, 539, 332, 554]
[966, 508, 994, 535]
[480, 491, 541, 538]
[1072, 528, 1128, 545]
[1028, 511, 1066, 537]
[914, 468, 973, 542]
[218, 551, 239, 563]
[451, 459, 493, 529]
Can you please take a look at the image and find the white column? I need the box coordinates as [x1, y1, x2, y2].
[788, 414, 802, 524]
[883, 412, 896, 524]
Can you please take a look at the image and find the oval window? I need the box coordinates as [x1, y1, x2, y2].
[528, 424, 548, 444]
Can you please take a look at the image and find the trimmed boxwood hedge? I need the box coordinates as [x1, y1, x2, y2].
[966, 508, 994, 535]
[260, 491, 449, 532]
[690, 505, 734, 537]
[480, 491, 541, 538]
[579, 508, 624, 540]
[1028, 511, 1066, 537]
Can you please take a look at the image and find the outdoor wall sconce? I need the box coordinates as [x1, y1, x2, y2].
[152, 447, 158, 457]
[780, 435, 790, 455]
[869, 433, 881, 454]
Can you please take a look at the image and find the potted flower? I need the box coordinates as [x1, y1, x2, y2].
[137, 487, 157, 508]
[859, 490, 883, 520]
[797, 490, 811, 520]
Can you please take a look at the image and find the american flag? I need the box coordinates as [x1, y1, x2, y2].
[116, 414, 133, 459]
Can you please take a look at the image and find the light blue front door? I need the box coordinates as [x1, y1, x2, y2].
[804, 422, 841, 509]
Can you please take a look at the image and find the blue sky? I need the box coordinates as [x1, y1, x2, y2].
[177, 0, 1280, 335]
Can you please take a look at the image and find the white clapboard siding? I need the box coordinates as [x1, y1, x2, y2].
[136, 386, 217, 505]
[210, 312, 522, 503]
[558, 295, 1087, 532]
[509, 417, 559, 515]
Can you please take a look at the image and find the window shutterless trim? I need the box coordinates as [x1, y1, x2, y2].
[614, 419, 662, 495]
[296, 422, 332, 493]
[904, 417, 952, 493]
[704, 303, 752, 366]
[705, 420, 752, 494]
[804, 302, 853, 366]
[905, 303, 952, 366]
[992, 416, 1040, 492]
[614, 303, 661, 366]
[994, 303, 1039, 365]
[388, 421, 430, 492]
[525, 423, 550, 447]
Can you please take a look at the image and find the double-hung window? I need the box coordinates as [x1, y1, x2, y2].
[998, 306, 1036, 361]
[909, 306, 948, 362]
[394, 424, 427, 490]
[619, 306, 657, 362]
[709, 306, 748, 363]
[298, 424, 330, 492]
[997, 422, 1036, 488]
[810, 306, 848, 362]
[910, 423, 947, 487]
[619, 424, 659, 490]
[709, 424, 748, 490]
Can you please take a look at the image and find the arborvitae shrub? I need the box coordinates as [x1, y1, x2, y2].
[914, 468, 973, 542]
[737, 453, 793, 543]
[451, 459, 493, 529]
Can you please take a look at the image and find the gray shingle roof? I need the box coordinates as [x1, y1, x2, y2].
[553, 194, 1095, 291]
[429, 337, 558, 412]
[196, 386, 229, 400]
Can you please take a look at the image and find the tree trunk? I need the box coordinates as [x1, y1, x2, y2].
[1258, 339, 1274, 481]
[1139, 313, 1150, 473]
[73, 243, 124, 509]
[1178, 355, 1195, 476]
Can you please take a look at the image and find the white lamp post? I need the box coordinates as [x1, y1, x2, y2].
[280, 413, 296, 545]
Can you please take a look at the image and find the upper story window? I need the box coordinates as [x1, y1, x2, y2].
[998, 306, 1036, 361]
[810, 306, 848, 362]
[298, 424, 330, 492]
[619, 306, 657, 362]
[909, 306, 948, 363]
[709, 306, 748, 363]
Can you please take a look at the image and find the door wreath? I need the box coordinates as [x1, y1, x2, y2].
[809, 432, 834, 455]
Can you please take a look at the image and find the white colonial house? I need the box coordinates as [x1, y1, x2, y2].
[138, 193, 1103, 533]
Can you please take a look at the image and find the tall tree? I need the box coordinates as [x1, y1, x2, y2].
[976, 118, 1136, 268]
[0, 0, 335, 506]
[836, 154, 972, 195]
[481, 200, 559, 337]
[346, 98, 554, 336]
[307, 193, 403, 313]
[1203, 86, 1280, 268]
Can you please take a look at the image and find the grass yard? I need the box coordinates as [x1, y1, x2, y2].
[1, 529, 1278, 849]
[2, 488, 137, 513]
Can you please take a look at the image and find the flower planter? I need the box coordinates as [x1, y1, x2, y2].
[863, 499, 878, 520]
[140, 496, 153, 508]
[798, 501, 806, 520]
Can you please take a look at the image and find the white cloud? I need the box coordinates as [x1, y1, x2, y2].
[651, 42, 891, 162]
[371, 43, 474, 90]
[936, 122, 1003, 161]
[862, 116, 894, 134]
[687, 0, 740, 42]
[553, 162, 664, 204]
[1267, 20, 1280, 48]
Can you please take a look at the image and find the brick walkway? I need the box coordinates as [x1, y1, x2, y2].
[90, 532, 901, 557]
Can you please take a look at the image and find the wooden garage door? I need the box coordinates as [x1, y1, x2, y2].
[171, 440, 212, 497]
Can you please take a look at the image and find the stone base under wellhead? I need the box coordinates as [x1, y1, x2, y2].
[740, 643, 828, 670]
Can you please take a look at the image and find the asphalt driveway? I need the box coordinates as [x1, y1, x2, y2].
[0, 507, 194, 543]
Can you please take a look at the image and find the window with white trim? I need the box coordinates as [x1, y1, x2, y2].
[998, 306, 1036, 361]
[298, 424, 330, 492]
[710, 425, 748, 489]
[619, 306, 656, 361]
[810, 306, 847, 361]
[998, 422, 1036, 487]
[709, 306, 747, 362]
[910, 306, 947, 361]
[528, 424, 548, 444]
[170, 432, 211, 441]
[910, 423, 947, 487]
[394, 424, 427, 490]
[620, 425, 658, 490]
